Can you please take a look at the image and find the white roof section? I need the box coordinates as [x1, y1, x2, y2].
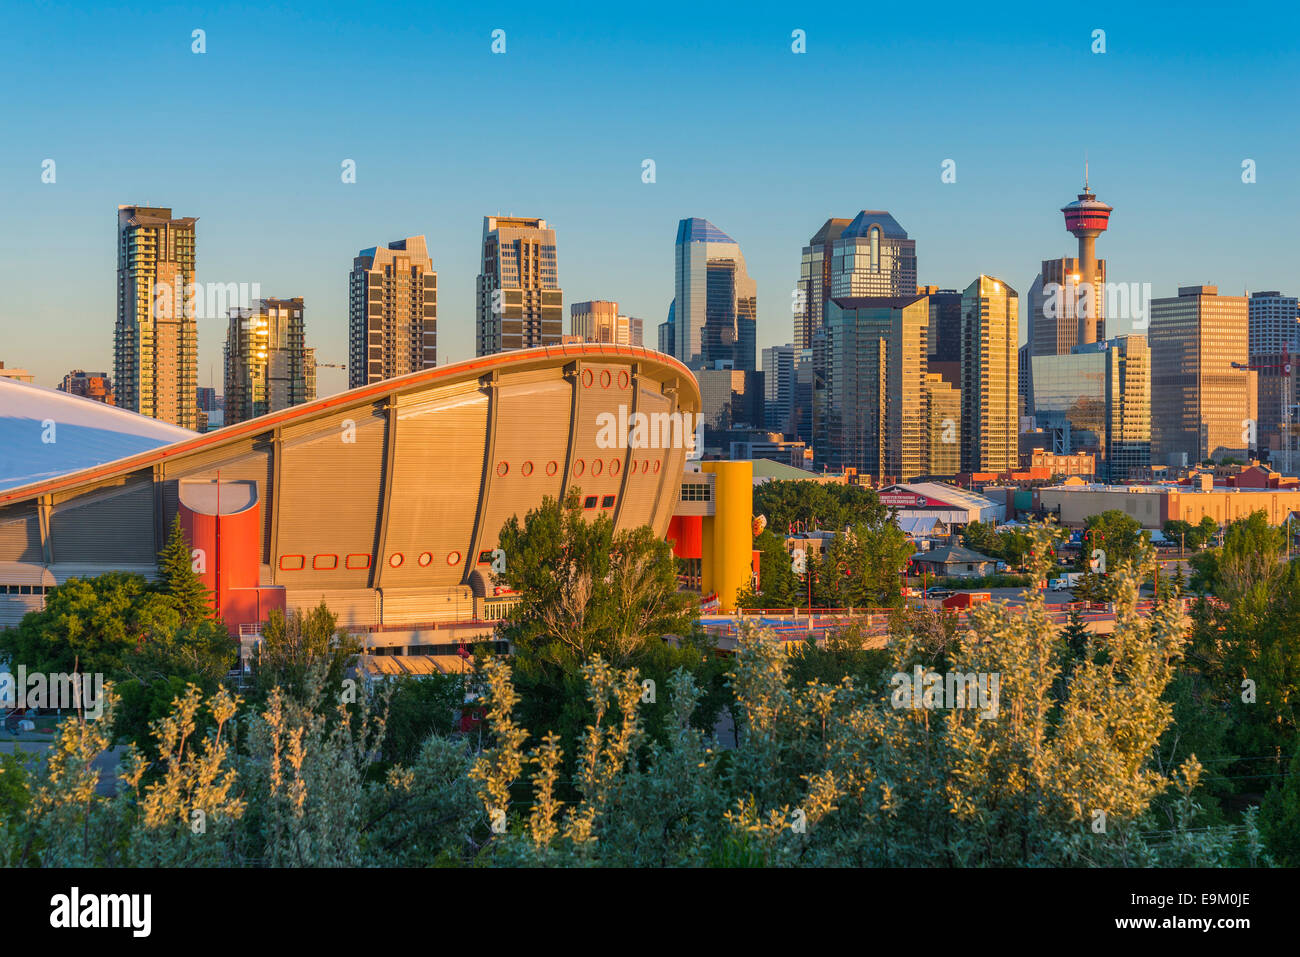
[889, 482, 999, 511]
[0, 377, 194, 492]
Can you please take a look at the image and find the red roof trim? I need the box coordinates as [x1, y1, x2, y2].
[0, 344, 696, 506]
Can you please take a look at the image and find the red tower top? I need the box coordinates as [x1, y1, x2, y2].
[1061, 182, 1112, 237]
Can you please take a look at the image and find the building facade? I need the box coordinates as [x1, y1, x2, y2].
[828, 210, 917, 301]
[225, 298, 314, 426]
[348, 237, 437, 389]
[475, 217, 562, 356]
[570, 300, 632, 345]
[795, 218, 852, 351]
[1248, 291, 1300, 472]
[960, 276, 1019, 474]
[923, 372, 961, 477]
[1150, 285, 1250, 466]
[114, 205, 199, 429]
[818, 295, 929, 482]
[59, 371, 115, 405]
[762, 344, 794, 434]
[671, 218, 757, 371]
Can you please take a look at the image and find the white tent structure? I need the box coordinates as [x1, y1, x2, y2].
[0, 377, 193, 492]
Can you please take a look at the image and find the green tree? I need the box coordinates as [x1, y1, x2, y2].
[495, 489, 695, 671]
[156, 516, 214, 623]
[252, 602, 361, 703]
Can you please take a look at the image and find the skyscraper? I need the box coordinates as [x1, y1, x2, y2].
[762, 344, 795, 434]
[1103, 335, 1151, 482]
[1150, 285, 1251, 466]
[795, 218, 852, 350]
[115, 205, 199, 429]
[1248, 291, 1300, 470]
[475, 216, 562, 356]
[961, 276, 1019, 474]
[828, 210, 917, 300]
[225, 297, 313, 426]
[921, 285, 962, 387]
[923, 372, 961, 478]
[348, 237, 437, 389]
[570, 300, 631, 345]
[818, 295, 930, 482]
[1031, 336, 1150, 481]
[671, 218, 757, 371]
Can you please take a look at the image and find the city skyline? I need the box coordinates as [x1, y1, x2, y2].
[3, 3, 1295, 392]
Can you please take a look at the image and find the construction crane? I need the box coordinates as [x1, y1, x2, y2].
[314, 361, 347, 370]
[1232, 344, 1293, 474]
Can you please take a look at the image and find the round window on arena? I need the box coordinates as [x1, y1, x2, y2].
[618, 371, 630, 389]
[496, 461, 509, 477]
[447, 551, 462, 566]
[581, 369, 594, 388]
[600, 370, 612, 389]
[574, 459, 585, 476]
[609, 459, 621, 477]
[418, 552, 433, 567]
[389, 553, 404, 568]
[521, 461, 534, 477]
[592, 459, 604, 476]
[546, 460, 559, 476]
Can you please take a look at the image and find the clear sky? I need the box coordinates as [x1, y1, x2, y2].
[2, 0, 1297, 396]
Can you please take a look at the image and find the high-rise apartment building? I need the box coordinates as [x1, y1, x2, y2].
[571, 300, 633, 345]
[960, 276, 1019, 474]
[762, 344, 795, 435]
[1103, 335, 1152, 481]
[475, 217, 562, 356]
[670, 218, 757, 371]
[59, 371, 115, 405]
[818, 295, 930, 482]
[795, 218, 852, 350]
[348, 237, 437, 389]
[1248, 290, 1300, 356]
[827, 211, 917, 301]
[1154, 283, 1253, 468]
[1150, 285, 1251, 466]
[115, 205, 199, 429]
[1248, 291, 1300, 470]
[923, 372, 961, 477]
[225, 297, 313, 426]
[921, 285, 962, 387]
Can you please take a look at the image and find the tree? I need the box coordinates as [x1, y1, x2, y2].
[157, 516, 214, 623]
[751, 480, 891, 535]
[252, 602, 361, 703]
[815, 521, 913, 608]
[0, 572, 177, 677]
[495, 490, 696, 671]
[1260, 739, 1300, 865]
[738, 529, 801, 609]
[1081, 509, 1147, 571]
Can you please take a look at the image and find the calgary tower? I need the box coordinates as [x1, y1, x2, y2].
[1059, 167, 1113, 345]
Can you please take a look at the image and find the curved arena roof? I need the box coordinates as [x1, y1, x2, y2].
[0, 378, 193, 492]
[0, 344, 702, 631]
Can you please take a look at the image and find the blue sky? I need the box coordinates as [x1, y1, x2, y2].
[2, 1, 1297, 395]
